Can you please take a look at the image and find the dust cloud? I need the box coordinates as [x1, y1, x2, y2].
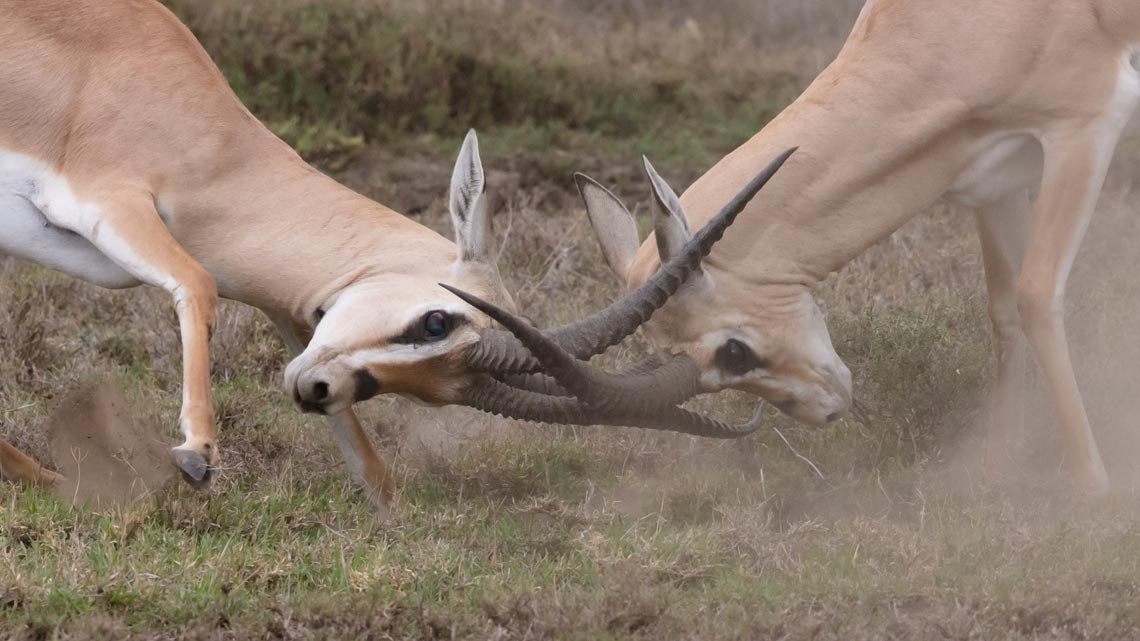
[47, 382, 176, 507]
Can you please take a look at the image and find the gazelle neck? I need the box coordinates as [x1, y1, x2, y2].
[675, 72, 978, 294]
[166, 140, 456, 323]
[632, 0, 1048, 296]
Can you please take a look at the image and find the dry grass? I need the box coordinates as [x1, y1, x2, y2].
[6, 1, 1140, 639]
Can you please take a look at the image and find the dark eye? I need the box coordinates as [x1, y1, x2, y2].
[423, 311, 450, 341]
[715, 339, 768, 376]
[314, 308, 326, 322]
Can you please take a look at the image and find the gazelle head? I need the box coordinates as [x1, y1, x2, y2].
[579, 157, 852, 426]
[287, 138, 802, 439]
[285, 130, 514, 414]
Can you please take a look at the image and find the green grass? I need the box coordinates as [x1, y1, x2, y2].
[163, 0, 802, 169]
[10, 457, 1140, 638]
[8, 244, 1132, 638]
[4, 279, 1136, 638]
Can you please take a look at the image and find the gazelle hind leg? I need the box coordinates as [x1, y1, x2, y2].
[0, 439, 63, 488]
[974, 190, 1032, 450]
[1017, 125, 1128, 496]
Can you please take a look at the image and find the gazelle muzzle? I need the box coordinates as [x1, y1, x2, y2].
[446, 148, 798, 438]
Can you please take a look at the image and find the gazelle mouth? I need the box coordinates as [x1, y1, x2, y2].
[292, 382, 330, 415]
[445, 148, 797, 438]
[297, 399, 328, 415]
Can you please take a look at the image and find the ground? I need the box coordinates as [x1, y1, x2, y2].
[4, 1, 1140, 639]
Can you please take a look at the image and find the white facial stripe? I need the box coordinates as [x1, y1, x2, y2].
[346, 340, 464, 368]
[312, 291, 475, 340]
[399, 301, 480, 322]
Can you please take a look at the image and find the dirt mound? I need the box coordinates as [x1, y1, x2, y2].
[47, 383, 175, 507]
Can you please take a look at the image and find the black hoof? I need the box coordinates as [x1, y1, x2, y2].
[172, 448, 212, 490]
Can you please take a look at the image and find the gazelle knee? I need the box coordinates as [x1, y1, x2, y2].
[1015, 279, 1062, 338]
[173, 268, 219, 329]
[987, 300, 1021, 341]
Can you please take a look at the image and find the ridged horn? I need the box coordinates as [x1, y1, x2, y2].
[464, 147, 797, 374]
[463, 374, 764, 439]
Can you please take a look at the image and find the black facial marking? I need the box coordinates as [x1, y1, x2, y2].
[389, 311, 469, 345]
[353, 369, 381, 402]
[715, 339, 768, 376]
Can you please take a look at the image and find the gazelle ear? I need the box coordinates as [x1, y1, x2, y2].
[449, 129, 491, 263]
[643, 156, 692, 264]
[576, 173, 641, 282]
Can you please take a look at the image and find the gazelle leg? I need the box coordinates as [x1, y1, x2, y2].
[974, 190, 1032, 445]
[1017, 128, 1123, 496]
[0, 439, 63, 487]
[326, 410, 397, 516]
[268, 315, 397, 516]
[72, 191, 219, 487]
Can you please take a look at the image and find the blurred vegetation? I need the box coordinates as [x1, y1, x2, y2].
[162, 0, 820, 164]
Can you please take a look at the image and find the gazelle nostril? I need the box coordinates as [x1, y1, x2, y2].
[312, 381, 330, 401]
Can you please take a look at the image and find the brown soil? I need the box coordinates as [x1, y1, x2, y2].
[47, 382, 176, 507]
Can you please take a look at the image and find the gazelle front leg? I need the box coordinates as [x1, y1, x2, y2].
[66, 190, 219, 487]
[326, 411, 397, 517]
[974, 190, 1032, 448]
[268, 315, 396, 516]
[1017, 127, 1124, 496]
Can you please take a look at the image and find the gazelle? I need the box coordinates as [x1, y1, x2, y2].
[477, 0, 1140, 495]
[0, 0, 785, 512]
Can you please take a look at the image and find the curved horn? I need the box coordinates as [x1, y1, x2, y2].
[466, 147, 797, 374]
[444, 284, 701, 414]
[549, 146, 796, 358]
[464, 374, 765, 439]
[487, 355, 670, 398]
[493, 371, 572, 398]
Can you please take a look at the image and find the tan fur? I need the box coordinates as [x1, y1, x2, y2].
[603, 0, 1140, 494]
[0, 439, 63, 488]
[0, 1, 508, 513]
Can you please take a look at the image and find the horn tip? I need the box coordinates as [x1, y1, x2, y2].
[439, 283, 482, 308]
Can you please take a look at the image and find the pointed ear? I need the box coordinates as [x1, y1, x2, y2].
[642, 156, 692, 264]
[449, 129, 491, 263]
[575, 173, 641, 282]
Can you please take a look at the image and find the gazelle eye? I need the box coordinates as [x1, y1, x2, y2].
[716, 339, 767, 376]
[423, 311, 450, 341]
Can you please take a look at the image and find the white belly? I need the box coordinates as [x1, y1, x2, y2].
[948, 55, 1140, 209]
[0, 150, 139, 289]
[946, 133, 1044, 208]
